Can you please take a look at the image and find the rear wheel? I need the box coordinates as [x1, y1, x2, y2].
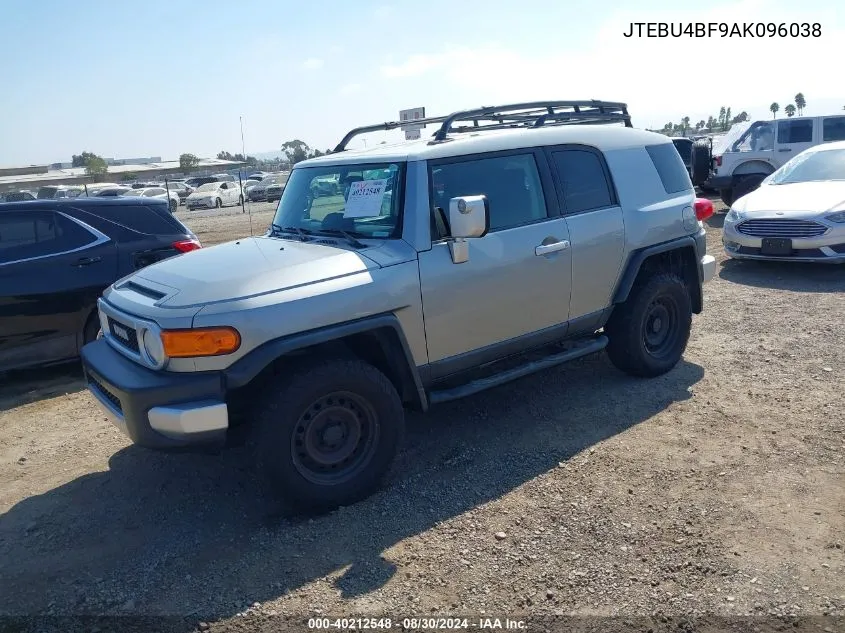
[215, 197, 222, 208]
[254, 359, 405, 514]
[605, 272, 692, 378]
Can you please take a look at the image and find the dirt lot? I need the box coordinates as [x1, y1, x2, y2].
[0, 201, 842, 631]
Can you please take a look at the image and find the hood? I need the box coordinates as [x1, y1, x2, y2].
[131, 236, 382, 308]
[187, 190, 219, 199]
[736, 181, 845, 218]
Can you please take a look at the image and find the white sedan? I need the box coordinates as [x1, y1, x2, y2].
[123, 186, 180, 213]
[723, 140, 845, 263]
[185, 182, 243, 210]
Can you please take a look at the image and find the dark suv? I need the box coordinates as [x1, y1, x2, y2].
[0, 197, 201, 372]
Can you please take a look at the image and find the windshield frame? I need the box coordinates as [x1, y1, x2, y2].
[270, 161, 406, 241]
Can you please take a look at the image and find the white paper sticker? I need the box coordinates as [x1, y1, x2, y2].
[344, 179, 388, 218]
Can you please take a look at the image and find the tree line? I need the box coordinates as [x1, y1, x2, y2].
[769, 92, 807, 119]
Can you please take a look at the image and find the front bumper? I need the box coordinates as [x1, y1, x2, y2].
[82, 338, 229, 450]
[249, 191, 267, 201]
[186, 199, 215, 210]
[723, 222, 845, 263]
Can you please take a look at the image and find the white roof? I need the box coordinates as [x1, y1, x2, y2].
[298, 125, 672, 167]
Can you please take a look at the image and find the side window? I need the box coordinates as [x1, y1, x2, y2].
[0, 211, 96, 262]
[220, 182, 229, 189]
[432, 153, 547, 232]
[645, 143, 692, 194]
[777, 119, 813, 144]
[822, 117, 845, 142]
[550, 149, 614, 213]
[86, 204, 178, 235]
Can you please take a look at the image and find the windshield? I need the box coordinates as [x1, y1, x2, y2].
[767, 148, 845, 185]
[196, 183, 219, 192]
[726, 121, 773, 153]
[271, 162, 404, 239]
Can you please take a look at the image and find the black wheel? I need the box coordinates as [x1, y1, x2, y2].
[719, 188, 734, 207]
[254, 359, 405, 513]
[690, 140, 711, 186]
[732, 174, 766, 203]
[83, 313, 102, 346]
[605, 272, 692, 378]
[169, 198, 177, 214]
[215, 197, 222, 208]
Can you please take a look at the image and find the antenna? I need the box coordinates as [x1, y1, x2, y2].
[241, 115, 253, 236]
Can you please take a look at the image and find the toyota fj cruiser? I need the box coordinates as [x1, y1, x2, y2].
[81, 100, 716, 513]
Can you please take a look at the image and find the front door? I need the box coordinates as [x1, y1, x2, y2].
[419, 150, 571, 369]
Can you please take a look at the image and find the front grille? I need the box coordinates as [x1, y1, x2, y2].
[736, 219, 828, 238]
[107, 316, 139, 353]
[88, 375, 123, 413]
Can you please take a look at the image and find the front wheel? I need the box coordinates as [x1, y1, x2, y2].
[254, 359, 405, 514]
[605, 272, 692, 378]
[215, 197, 222, 208]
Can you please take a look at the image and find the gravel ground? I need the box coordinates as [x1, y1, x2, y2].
[0, 201, 842, 632]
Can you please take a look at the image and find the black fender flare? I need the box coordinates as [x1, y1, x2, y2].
[223, 313, 428, 410]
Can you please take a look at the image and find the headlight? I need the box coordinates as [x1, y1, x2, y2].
[825, 211, 845, 223]
[726, 208, 740, 222]
[142, 328, 166, 366]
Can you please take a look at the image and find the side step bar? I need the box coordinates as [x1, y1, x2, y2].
[428, 335, 608, 405]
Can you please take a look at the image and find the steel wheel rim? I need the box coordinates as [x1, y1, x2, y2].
[642, 295, 680, 359]
[290, 391, 379, 485]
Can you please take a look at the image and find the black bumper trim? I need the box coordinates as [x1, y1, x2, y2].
[81, 339, 226, 450]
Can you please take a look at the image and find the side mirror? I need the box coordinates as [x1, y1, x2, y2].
[446, 195, 489, 264]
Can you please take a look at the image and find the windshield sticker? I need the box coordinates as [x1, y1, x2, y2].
[344, 179, 388, 218]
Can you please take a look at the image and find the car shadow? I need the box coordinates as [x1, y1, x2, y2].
[0, 354, 704, 626]
[718, 257, 845, 293]
[704, 214, 725, 230]
[0, 362, 85, 413]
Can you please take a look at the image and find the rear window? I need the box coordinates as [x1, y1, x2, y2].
[645, 143, 692, 194]
[74, 203, 182, 235]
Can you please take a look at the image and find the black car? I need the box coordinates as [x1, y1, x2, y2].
[0, 197, 201, 372]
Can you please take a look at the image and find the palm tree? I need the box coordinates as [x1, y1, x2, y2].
[770, 102, 780, 119]
[785, 104, 796, 118]
[697, 119, 706, 130]
[794, 93, 806, 116]
[682, 116, 690, 135]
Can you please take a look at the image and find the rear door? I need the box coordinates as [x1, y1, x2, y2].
[544, 145, 625, 326]
[775, 118, 815, 161]
[0, 209, 119, 370]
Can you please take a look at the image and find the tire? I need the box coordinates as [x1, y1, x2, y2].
[719, 188, 734, 207]
[215, 197, 222, 208]
[690, 140, 711, 186]
[254, 359, 405, 513]
[169, 198, 177, 214]
[732, 174, 766, 203]
[605, 272, 692, 378]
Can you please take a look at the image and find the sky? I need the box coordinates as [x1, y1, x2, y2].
[1, 0, 843, 165]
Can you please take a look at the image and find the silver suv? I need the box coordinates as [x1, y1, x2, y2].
[81, 101, 716, 513]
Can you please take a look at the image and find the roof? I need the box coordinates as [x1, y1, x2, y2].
[0, 157, 245, 187]
[297, 125, 672, 168]
[0, 197, 169, 211]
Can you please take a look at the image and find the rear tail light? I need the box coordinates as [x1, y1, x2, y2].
[694, 197, 714, 222]
[713, 155, 722, 167]
[173, 238, 202, 253]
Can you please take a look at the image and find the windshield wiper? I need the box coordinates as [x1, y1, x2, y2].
[270, 223, 312, 241]
[314, 228, 367, 249]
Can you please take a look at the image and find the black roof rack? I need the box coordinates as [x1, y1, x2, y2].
[332, 100, 632, 152]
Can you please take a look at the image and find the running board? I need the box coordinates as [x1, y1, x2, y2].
[428, 335, 608, 405]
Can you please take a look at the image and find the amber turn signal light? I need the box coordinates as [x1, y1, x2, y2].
[160, 327, 241, 358]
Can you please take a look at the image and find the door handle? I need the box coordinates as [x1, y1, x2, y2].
[535, 240, 570, 256]
[777, 148, 792, 152]
[73, 256, 102, 266]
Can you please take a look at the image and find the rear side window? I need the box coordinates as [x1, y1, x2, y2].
[777, 119, 813, 144]
[645, 143, 692, 194]
[549, 149, 614, 213]
[77, 203, 180, 235]
[0, 211, 97, 262]
[822, 117, 845, 142]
